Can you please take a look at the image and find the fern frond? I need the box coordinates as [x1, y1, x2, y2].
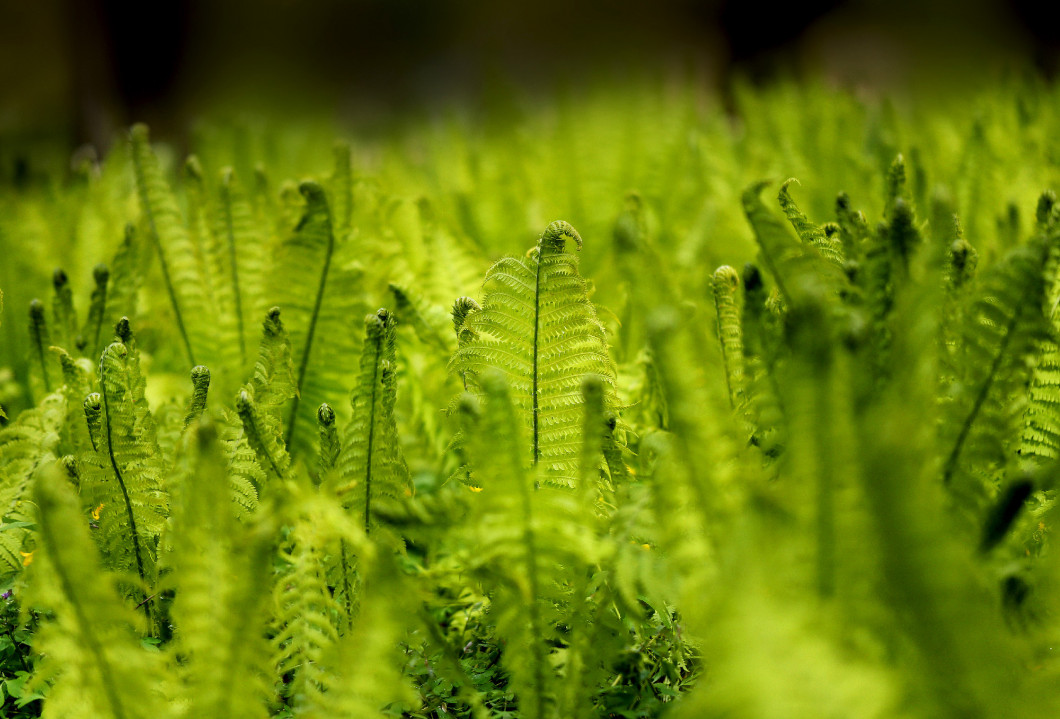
[742, 182, 841, 308]
[942, 235, 1052, 501]
[271, 491, 361, 711]
[81, 263, 109, 359]
[130, 125, 214, 368]
[182, 365, 210, 431]
[167, 418, 273, 719]
[51, 268, 78, 351]
[271, 181, 364, 456]
[102, 225, 146, 350]
[389, 282, 455, 355]
[778, 179, 845, 267]
[712, 265, 744, 408]
[29, 298, 53, 394]
[333, 309, 411, 533]
[0, 394, 64, 575]
[28, 463, 170, 719]
[81, 337, 167, 625]
[236, 390, 290, 482]
[450, 221, 617, 488]
[217, 168, 270, 373]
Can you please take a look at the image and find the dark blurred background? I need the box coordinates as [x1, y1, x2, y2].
[0, 0, 1056, 150]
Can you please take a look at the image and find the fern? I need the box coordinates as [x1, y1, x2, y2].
[450, 221, 617, 488]
[80, 335, 167, 627]
[167, 417, 273, 719]
[27, 464, 170, 719]
[130, 125, 218, 369]
[941, 233, 1052, 502]
[271, 181, 363, 456]
[333, 309, 410, 533]
[711, 265, 744, 409]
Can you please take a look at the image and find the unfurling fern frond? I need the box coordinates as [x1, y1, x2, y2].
[81, 263, 110, 359]
[778, 179, 844, 268]
[449, 221, 617, 488]
[80, 336, 167, 626]
[28, 298, 53, 395]
[333, 309, 410, 533]
[51, 268, 78, 352]
[712, 265, 744, 408]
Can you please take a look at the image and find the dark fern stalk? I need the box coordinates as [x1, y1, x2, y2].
[52, 268, 78, 350]
[29, 298, 52, 393]
[82, 263, 110, 357]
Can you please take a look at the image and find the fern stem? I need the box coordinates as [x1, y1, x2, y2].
[363, 330, 382, 536]
[518, 468, 548, 719]
[221, 171, 247, 366]
[99, 351, 153, 630]
[37, 494, 130, 719]
[285, 182, 335, 453]
[29, 299, 52, 393]
[130, 130, 197, 367]
[531, 250, 543, 467]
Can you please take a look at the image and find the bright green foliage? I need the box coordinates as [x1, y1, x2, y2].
[450, 221, 617, 488]
[166, 418, 274, 719]
[27, 465, 170, 719]
[271, 181, 365, 457]
[711, 265, 744, 408]
[80, 336, 167, 626]
[131, 125, 220, 370]
[10, 77, 1060, 719]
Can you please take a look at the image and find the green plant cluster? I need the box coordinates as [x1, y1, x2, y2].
[2, 76, 1060, 718]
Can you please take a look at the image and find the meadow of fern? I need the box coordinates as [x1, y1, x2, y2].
[2, 76, 1060, 717]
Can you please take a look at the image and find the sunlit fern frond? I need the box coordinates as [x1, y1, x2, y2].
[270, 181, 365, 458]
[449, 221, 617, 488]
[333, 309, 411, 533]
[80, 335, 167, 625]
